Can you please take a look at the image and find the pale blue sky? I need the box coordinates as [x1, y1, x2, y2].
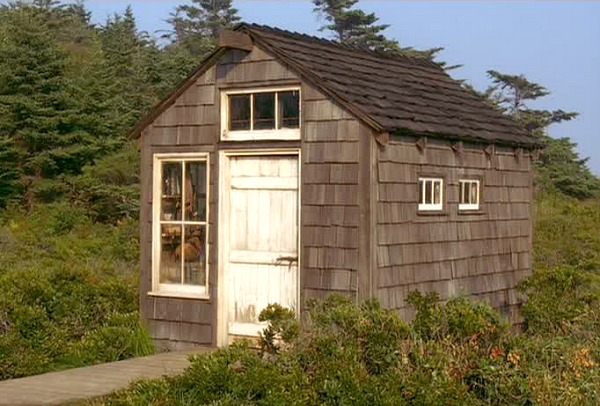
[87, 1, 600, 175]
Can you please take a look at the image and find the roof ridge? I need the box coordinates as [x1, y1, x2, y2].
[236, 22, 443, 70]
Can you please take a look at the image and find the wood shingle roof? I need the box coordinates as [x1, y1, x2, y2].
[240, 24, 539, 148]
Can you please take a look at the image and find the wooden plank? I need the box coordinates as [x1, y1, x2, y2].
[175, 84, 215, 106]
[216, 59, 298, 84]
[301, 83, 328, 101]
[302, 184, 359, 205]
[357, 126, 374, 301]
[303, 225, 359, 249]
[303, 141, 359, 164]
[218, 30, 253, 51]
[303, 99, 354, 121]
[303, 120, 360, 142]
[303, 207, 359, 229]
[376, 236, 530, 267]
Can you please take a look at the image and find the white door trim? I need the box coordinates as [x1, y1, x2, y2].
[217, 148, 301, 347]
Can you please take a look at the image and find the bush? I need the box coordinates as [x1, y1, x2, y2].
[534, 192, 600, 271]
[519, 266, 600, 336]
[0, 204, 151, 379]
[97, 286, 600, 406]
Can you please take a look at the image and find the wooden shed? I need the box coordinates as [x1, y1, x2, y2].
[132, 24, 540, 350]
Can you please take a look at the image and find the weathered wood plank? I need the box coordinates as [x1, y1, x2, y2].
[303, 141, 359, 164]
[302, 205, 360, 227]
[216, 59, 298, 83]
[303, 99, 354, 121]
[303, 120, 360, 142]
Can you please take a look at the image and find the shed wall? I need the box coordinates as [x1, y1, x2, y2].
[374, 137, 533, 323]
[140, 46, 367, 348]
[300, 85, 369, 302]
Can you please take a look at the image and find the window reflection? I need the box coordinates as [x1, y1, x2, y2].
[229, 94, 251, 131]
[278, 91, 300, 129]
[158, 159, 208, 289]
[253, 92, 275, 130]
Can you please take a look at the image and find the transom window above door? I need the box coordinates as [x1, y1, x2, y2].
[221, 88, 300, 141]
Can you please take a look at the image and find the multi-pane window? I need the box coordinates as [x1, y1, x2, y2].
[459, 179, 480, 211]
[223, 88, 300, 140]
[153, 155, 209, 296]
[418, 177, 444, 211]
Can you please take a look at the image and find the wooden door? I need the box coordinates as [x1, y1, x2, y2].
[226, 155, 299, 339]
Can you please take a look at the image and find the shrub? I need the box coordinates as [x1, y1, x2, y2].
[0, 204, 151, 380]
[408, 291, 507, 344]
[519, 266, 600, 336]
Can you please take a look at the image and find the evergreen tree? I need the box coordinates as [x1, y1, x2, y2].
[312, 0, 441, 59]
[166, 0, 241, 57]
[98, 6, 157, 133]
[0, 5, 98, 207]
[485, 70, 599, 199]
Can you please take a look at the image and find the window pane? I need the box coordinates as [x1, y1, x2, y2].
[229, 95, 250, 131]
[471, 182, 479, 204]
[184, 161, 207, 222]
[278, 91, 300, 129]
[253, 92, 275, 130]
[160, 224, 182, 284]
[182, 226, 207, 286]
[461, 182, 468, 204]
[419, 180, 425, 204]
[425, 180, 433, 204]
[433, 181, 441, 204]
[161, 162, 182, 221]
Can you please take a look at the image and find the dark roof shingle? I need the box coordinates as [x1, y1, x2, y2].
[240, 24, 538, 148]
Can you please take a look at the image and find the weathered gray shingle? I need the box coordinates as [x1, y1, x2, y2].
[241, 24, 538, 148]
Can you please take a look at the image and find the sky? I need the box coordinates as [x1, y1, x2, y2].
[86, 1, 600, 175]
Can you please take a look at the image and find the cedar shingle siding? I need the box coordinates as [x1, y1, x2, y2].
[135, 24, 535, 348]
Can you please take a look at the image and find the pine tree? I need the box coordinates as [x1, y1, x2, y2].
[98, 6, 157, 133]
[166, 0, 241, 57]
[0, 4, 98, 206]
[484, 70, 599, 199]
[312, 0, 441, 59]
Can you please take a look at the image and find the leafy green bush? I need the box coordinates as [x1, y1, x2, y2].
[408, 291, 506, 343]
[534, 192, 600, 271]
[98, 282, 600, 406]
[0, 203, 152, 379]
[519, 266, 600, 336]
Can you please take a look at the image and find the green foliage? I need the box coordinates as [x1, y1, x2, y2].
[97, 284, 600, 406]
[0, 203, 152, 379]
[408, 291, 507, 343]
[0, 4, 99, 204]
[0, 1, 194, 210]
[258, 304, 300, 354]
[484, 70, 599, 200]
[519, 266, 600, 336]
[65, 143, 141, 223]
[166, 0, 240, 57]
[312, 0, 442, 60]
[534, 192, 600, 271]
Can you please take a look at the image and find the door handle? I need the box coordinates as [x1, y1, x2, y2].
[275, 256, 298, 266]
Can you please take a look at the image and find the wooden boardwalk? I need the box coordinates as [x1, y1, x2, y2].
[0, 348, 213, 406]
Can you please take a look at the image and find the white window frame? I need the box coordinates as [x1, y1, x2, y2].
[220, 86, 301, 141]
[418, 177, 444, 211]
[459, 179, 480, 211]
[151, 152, 210, 299]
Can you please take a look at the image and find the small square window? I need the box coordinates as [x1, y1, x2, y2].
[419, 178, 444, 211]
[459, 180, 480, 211]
